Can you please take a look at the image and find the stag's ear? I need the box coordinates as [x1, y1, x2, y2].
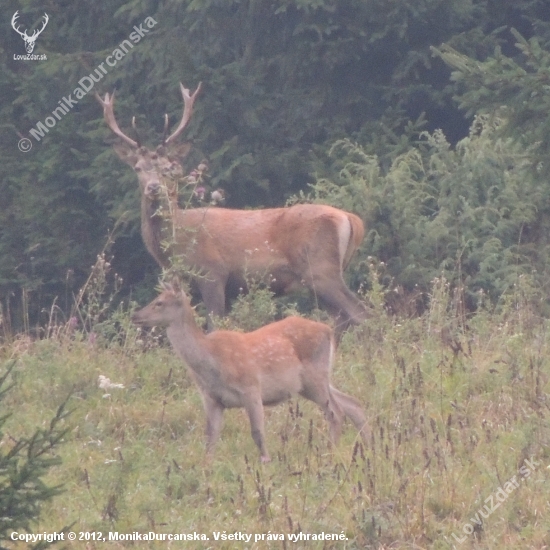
[113, 142, 140, 166]
[164, 141, 192, 161]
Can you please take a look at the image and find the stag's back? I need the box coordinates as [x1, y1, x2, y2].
[171, 203, 363, 275]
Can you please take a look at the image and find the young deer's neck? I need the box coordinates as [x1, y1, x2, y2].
[165, 305, 216, 377]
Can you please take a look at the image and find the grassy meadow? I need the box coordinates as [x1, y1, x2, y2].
[1, 275, 550, 549]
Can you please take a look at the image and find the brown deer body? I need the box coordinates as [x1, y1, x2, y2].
[132, 283, 369, 462]
[97, 84, 368, 332]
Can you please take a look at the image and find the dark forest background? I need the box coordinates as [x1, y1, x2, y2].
[1, 0, 550, 329]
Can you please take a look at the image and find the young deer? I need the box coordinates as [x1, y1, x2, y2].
[132, 283, 369, 463]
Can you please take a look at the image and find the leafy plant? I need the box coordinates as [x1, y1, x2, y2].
[0, 362, 70, 548]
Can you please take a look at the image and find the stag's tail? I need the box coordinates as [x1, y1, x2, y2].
[342, 212, 365, 270]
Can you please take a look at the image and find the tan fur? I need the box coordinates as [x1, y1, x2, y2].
[132, 284, 369, 463]
[98, 85, 368, 333]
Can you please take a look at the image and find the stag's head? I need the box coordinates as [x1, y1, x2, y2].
[113, 144, 188, 204]
[96, 84, 201, 203]
[11, 11, 49, 54]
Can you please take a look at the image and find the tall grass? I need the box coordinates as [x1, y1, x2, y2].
[1, 271, 549, 549]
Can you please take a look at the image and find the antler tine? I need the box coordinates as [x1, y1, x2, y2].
[11, 11, 26, 37]
[32, 13, 49, 38]
[163, 82, 202, 145]
[131, 116, 142, 147]
[95, 91, 139, 148]
[162, 113, 170, 144]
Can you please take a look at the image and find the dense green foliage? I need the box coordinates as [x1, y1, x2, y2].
[1, 0, 550, 324]
[304, 115, 549, 310]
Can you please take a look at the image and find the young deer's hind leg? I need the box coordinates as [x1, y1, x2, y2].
[330, 386, 369, 443]
[299, 333, 347, 443]
[300, 379, 346, 444]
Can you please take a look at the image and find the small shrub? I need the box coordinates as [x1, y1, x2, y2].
[0, 362, 70, 547]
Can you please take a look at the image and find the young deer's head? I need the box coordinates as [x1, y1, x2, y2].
[132, 282, 191, 328]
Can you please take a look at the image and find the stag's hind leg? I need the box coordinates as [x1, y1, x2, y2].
[314, 275, 369, 330]
[296, 216, 368, 332]
[299, 260, 368, 335]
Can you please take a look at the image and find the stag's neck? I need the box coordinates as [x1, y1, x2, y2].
[165, 309, 220, 386]
[141, 197, 194, 268]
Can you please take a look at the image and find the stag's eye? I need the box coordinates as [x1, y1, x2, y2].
[135, 166, 142, 172]
[154, 300, 163, 308]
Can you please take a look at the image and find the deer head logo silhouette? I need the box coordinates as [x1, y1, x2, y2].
[11, 11, 49, 54]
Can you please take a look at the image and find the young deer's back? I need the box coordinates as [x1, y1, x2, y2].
[172, 316, 333, 408]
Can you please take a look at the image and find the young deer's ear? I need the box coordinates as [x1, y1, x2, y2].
[159, 277, 182, 294]
[170, 276, 182, 293]
[159, 280, 173, 293]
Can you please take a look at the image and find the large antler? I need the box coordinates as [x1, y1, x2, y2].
[95, 91, 139, 148]
[11, 11, 49, 40]
[164, 82, 202, 145]
[96, 82, 201, 147]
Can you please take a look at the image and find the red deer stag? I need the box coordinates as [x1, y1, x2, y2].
[131, 282, 369, 462]
[97, 84, 368, 332]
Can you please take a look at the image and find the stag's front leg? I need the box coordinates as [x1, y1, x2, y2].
[196, 273, 227, 331]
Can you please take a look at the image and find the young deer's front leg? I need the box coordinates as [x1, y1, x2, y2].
[243, 394, 270, 463]
[203, 393, 224, 459]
